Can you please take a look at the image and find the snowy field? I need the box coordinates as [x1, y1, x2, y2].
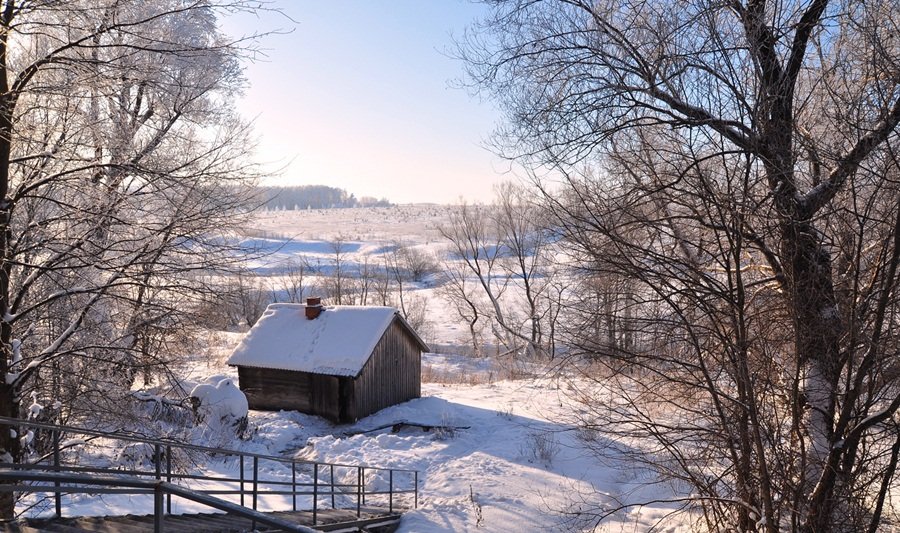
[26, 206, 689, 532]
[249, 206, 452, 243]
[238, 206, 509, 353]
[234, 207, 690, 531]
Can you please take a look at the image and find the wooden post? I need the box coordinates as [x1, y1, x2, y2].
[415, 471, 418, 509]
[330, 464, 335, 508]
[389, 469, 393, 513]
[154, 444, 162, 530]
[252, 457, 258, 510]
[239, 456, 244, 507]
[356, 467, 361, 518]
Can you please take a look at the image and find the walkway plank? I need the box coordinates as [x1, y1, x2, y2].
[1, 508, 401, 532]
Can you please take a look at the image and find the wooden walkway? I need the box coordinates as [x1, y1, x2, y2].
[0, 508, 401, 532]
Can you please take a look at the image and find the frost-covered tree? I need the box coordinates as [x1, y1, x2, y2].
[0, 0, 264, 516]
[464, 0, 900, 531]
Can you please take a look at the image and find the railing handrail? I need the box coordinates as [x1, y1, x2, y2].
[0, 415, 417, 474]
[0, 470, 321, 533]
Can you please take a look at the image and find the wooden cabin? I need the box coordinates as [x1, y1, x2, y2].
[226, 298, 428, 423]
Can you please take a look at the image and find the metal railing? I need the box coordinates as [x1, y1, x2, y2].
[0, 471, 320, 533]
[0, 416, 418, 530]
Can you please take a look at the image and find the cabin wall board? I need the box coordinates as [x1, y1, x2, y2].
[348, 318, 422, 421]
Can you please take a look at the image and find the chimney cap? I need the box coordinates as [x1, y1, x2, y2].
[306, 297, 321, 307]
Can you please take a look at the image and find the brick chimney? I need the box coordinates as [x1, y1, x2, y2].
[305, 297, 323, 320]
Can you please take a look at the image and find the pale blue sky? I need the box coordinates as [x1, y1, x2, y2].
[223, 1, 510, 204]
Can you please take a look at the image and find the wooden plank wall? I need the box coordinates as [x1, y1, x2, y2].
[238, 367, 341, 420]
[310, 374, 341, 421]
[348, 318, 422, 421]
[238, 366, 312, 412]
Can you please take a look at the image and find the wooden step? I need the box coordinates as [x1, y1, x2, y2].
[64, 516, 150, 533]
[162, 515, 248, 532]
[193, 512, 252, 525]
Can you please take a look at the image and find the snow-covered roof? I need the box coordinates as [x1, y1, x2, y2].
[226, 303, 425, 377]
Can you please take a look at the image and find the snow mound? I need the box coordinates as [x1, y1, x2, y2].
[190, 377, 248, 434]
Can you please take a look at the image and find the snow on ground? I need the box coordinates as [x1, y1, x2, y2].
[250, 206, 452, 243]
[179, 352, 686, 532]
[22, 207, 692, 531]
[239, 207, 691, 531]
[232, 207, 490, 353]
[39, 356, 687, 530]
[301, 353, 691, 532]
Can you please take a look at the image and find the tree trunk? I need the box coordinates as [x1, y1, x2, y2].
[0, 9, 18, 515]
[784, 219, 843, 532]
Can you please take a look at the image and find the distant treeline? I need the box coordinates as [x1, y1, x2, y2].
[259, 185, 392, 210]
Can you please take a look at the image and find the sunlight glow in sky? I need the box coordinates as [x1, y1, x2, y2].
[224, 1, 511, 204]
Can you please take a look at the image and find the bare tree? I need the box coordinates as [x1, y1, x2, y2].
[323, 236, 350, 304]
[371, 255, 392, 307]
[395, 242, 438, 283]
[276, 257, 310, 304]
[436, 258, 485, 356]
[439, 190, 558, 358]
[230, 270, 269, 328]
[355, 253, 376, 305]
[465, 0, 900, 531]
[493, 182, 555, 357]
[438, 201, 516, 354]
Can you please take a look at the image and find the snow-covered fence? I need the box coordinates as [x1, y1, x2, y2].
[0, 416, 419, 526]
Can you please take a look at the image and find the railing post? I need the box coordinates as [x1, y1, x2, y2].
[356, 467, 361, 517]
[312, 463, 318, 525]
[154, 444, 161, 480]
[252, 456, 258, 511]
[292, 461, 297, 511]
[361, 467, 366, 505]
[251, 456, 258, 532]
[415, 471, 419, 509]
[53, 429, 61, 518]
[165, 445, 171, 514]
[154, 483, 164, 533]
[239, 455, 245, 507]
[330, 464, 335, 508]
[389, 469, 393, 513]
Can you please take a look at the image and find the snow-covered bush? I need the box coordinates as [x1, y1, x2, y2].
[116, 442, 158, 469]
[189, 377, 249, 439]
